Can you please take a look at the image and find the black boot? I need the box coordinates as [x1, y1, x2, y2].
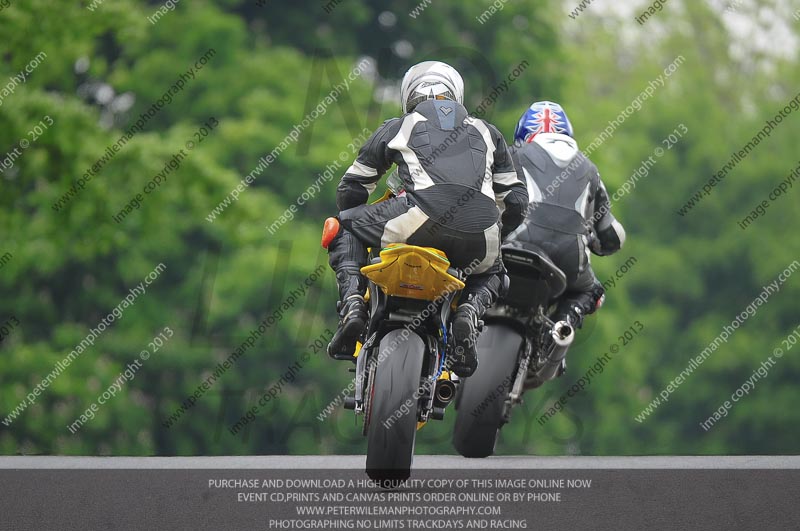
[449, 273, 502, 377]
[555, 303, 584, 329]
[328, 292, 367, 361]
[328, 271, 368, 361]
[555, 282, 604, 330]
[326, 226, 368, 361]
[450, 302, 481, 377]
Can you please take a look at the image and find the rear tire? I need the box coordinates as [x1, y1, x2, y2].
[452, 323, 523, 458]
[366, 329, 426, 481]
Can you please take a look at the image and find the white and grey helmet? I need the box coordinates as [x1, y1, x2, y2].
[400, 60, 464, 114]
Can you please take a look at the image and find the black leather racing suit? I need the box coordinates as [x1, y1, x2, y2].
[507, 133, 625, 320]
[328, 99, 529, 320]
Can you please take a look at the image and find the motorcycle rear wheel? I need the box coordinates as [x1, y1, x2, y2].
[452, 323, 523, 458]
[366, 329, 426, 481]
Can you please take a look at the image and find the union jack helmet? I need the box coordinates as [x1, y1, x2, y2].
[513, 101, 574, 143]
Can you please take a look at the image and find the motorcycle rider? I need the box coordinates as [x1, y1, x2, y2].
[322, 60, 528, 377]
[506, 101, 625, 329]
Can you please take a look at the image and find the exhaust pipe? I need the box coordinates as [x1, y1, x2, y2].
[434, 379, 456, 407]
[525, 320, 575, 389]
[551, 320, 575, 348]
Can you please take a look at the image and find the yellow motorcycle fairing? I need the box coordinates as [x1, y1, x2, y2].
[360, 244, 464, 301]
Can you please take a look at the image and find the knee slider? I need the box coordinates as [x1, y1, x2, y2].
[486, 273, 504, 299]
[321, 217, 340, 249]
[501, 272, 510, 297]
[496, 262, 510, 297]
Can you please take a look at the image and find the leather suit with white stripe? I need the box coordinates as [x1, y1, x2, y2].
[327, 98, 528, 342]
[507, 133, 626, 321]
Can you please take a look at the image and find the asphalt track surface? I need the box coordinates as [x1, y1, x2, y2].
[1, 454, 799, 468]
[2, 456, 799, 530]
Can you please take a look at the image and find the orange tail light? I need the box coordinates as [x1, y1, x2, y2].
[321, 217, 340, 249]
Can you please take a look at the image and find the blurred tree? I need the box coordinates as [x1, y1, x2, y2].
[0, 0, 797, 458]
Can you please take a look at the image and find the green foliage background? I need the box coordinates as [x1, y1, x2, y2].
[0, 0, 797, 456]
